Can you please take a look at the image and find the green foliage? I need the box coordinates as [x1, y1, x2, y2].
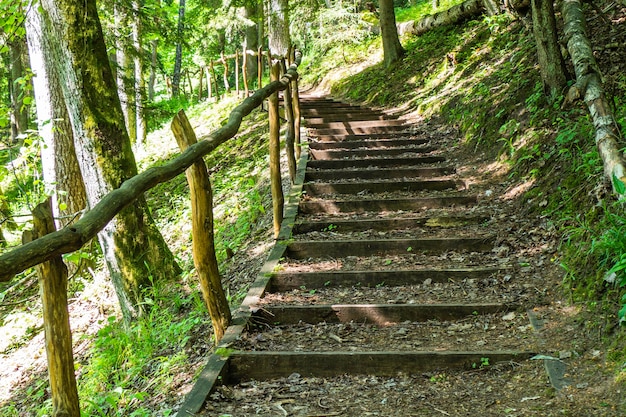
[395, 0, 466, 22]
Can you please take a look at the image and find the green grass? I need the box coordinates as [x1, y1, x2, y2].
[395, 0, 467, 22]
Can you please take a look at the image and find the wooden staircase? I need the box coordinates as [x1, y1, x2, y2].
[178, 96, 537, 416]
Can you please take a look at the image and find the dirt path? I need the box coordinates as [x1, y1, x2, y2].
[178, 96, 623, 417]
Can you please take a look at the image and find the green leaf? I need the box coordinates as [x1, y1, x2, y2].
[58, 202, 68, 211]
[612, 174, 626, 195]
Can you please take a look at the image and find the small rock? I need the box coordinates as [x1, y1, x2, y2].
[502, 312, 516, 321]
[559, 351, 572, 359]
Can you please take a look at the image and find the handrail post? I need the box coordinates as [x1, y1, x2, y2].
[171, 110, 231, 343]
[30, 199, 81, 417]
[290, 47, 302, 158]
[235, 49, 240, 97]
[257, 46, 263, 88]
[242, 49, 249, 96]
[281, 58, 297, 183]
[268, 60, 284, 238]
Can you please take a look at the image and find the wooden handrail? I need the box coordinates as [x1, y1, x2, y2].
[0, 51, 302, 282]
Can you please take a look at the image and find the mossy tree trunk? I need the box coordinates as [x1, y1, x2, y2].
[133, 0, 147, 146]
[115, 3, 137, 143]
[39, 0, 180, 322]
[244, 2, 260, 85]
[531, 0, 568, 98]
[379, 0, 405, 67]
[8, 35, 30, 143]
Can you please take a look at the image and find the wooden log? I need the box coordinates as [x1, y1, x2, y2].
[205, 66, 212, 99]
[280, 59, 297, 183]
[210, 61, 220, 101]
[257, 46, 263, 88]
[242, 47, 249, 96]
[235, 49, 240, 97]
[171, 110, 231, 342]
[197, 66, 203, 100]
[561, 0, 626, 192]
[268, 61, 284, 238]
[289, 48, 301, 158]
[0, 51, 302, 281]
[221, 52, 230, 92]
[30, 199, 80, 417]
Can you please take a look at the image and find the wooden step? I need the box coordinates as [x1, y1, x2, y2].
[312, 132, 428, 141]
[285, 237, 495, 259]
[306, 156, 447, 169]
[293, 214, 487, 234]
[268, 267, 503, 291]
[298, 195, 478, 214]
[225, 351, 535, 383]
[308, 138, 429, 150]
[304, 114, 399, 123]
[304, 166, 455, 182]
[303, 179, 458, 196]
[311, 125, 410, 136]
[253, 303, 512, 325]
[310, 146, 437, 160]
[305, 120, 408, 129]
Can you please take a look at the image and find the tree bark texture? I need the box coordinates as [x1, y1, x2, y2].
[31, 199, 80, 417]
[531, 0, 568, 97]
[244, 2, 260, 85]
[39, 0, 180, 322]
[25, 3, 87, 229]
[133, 0, 147, 145]
[402, 0, 485, 36]
[148, 39, 158, 100]
[268, 0, 291, 57]
[561, 0, 626, 190]
[0, 51, 303, 282]
[171, 110, 231, 343]
[115, 4, 137, 143]
[9, 36, 30, 142]
[379, 0, 405, 67]
[172, 0, 186, 97]
[268, 62, 284, 237]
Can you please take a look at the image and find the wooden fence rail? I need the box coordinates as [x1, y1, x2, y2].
[0, 51, 302, 282]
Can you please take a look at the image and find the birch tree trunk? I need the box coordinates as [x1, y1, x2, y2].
[561, 0, 626, 190]
[39, 0, 180, 322]
[379, 0, 405, 67]
[25, 2, 87, 229]
[268, 0, 291, 57]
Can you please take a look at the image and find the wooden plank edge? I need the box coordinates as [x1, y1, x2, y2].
[225, 351, 536, 382]
[176, 146, 311, 415]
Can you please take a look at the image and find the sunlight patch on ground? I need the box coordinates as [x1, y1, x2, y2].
[502, 179, 535, 200]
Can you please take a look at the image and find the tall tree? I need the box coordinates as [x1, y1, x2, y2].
[531, 0, 567, 98]
[25, 2, 87, 229]
[172, 0, 186, 97]
[8, 35, 30, 142]
[379, 0, 405, 67]
[243, 1, 260, 84]
[39, 0, 180, 322]
[132, 0, 147, 145]
[115, 2, 138, 143]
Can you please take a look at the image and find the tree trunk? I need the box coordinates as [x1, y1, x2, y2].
[407, 0, 485, 36]
[561, 0, 626, 192]
[281, 59, 297, 183]
[31, 199, 80, 417]
[115, 4, 137, 143]
[244, 2, 259, 84]
[148, 39, 158, 100]
[268, 0, 291, 57]
[379, 0, 405, 67]
[133, 0, 147, 145]
[25, 3, 87, 230]
[40, 0, 180, 322]
[171, 110, 231, 343]
[531, 0, 568, 97]
[172, 0, 186, 97]
[9, 36, 30, 142]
